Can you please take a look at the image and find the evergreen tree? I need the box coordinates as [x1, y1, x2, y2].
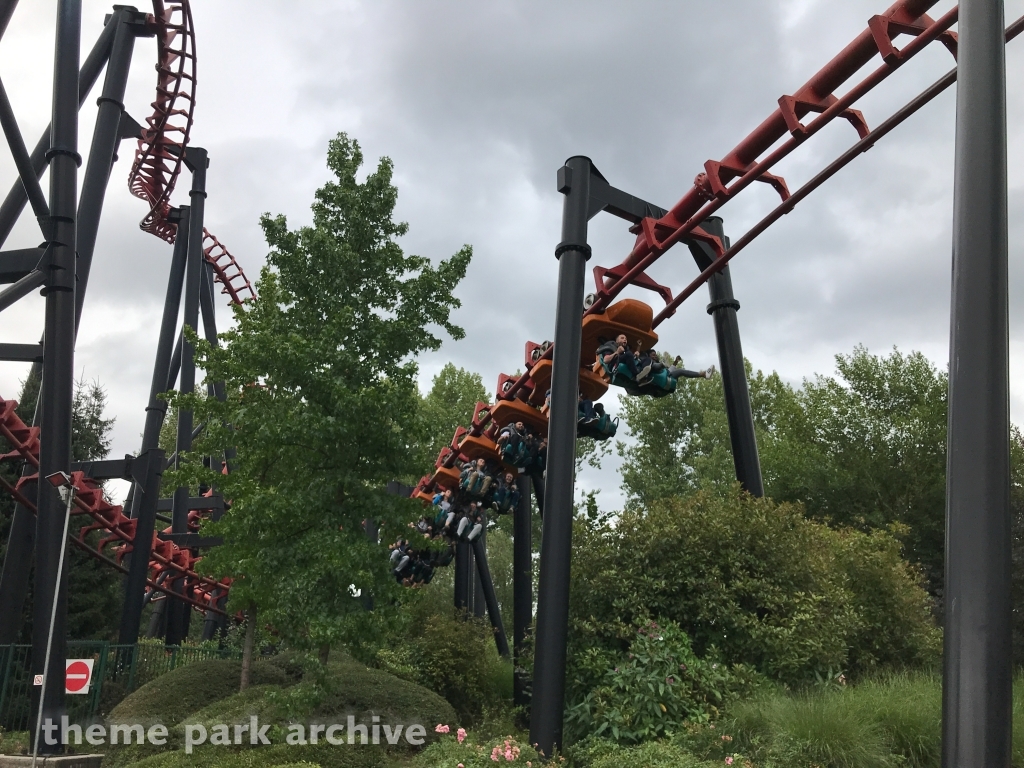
[0, 371, 119, 641]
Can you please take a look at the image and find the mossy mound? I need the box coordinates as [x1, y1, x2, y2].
[311, 657, 457, 725]
[103, 654, 455, 768]
[109, 658, 296, 727]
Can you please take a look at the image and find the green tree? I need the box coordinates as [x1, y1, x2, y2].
[413, 362, 487, 474]
[617, 356, 805, 508]
[171, 133, 471, 658]
[567, 488, 939, 695]
[618, 346, 959, 593]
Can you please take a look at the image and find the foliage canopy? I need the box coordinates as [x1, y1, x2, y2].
[173, 132, 471, 651]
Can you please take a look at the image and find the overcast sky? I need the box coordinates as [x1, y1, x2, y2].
[1, 0, 1023, 509]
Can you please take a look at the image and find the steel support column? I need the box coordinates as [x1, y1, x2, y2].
[941, 0, 1011, 764]
[116, 447, 164, 646]
[530, 155, 592, 757]
[0, 1, 18, 44]
[130, 208, 188, 518]
[454, 539, 470, 611]
[513, 473, 533, 709]
[471, 534, 510, 658]
[32, 0, 80, 752]
[166, 150, 206, 645]
[473, 524, 486, 619]
[75, 6, 140, 329]
[688, 217, 763, 496]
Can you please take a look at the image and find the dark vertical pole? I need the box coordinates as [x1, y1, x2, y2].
[201, 587, 222, 641]
[199, 261, 225, 398]
[146, 597, 166, 638]
[0, 19, 115, 249]
[117, 448, 164, 646]
[454, 539, 470, 612]
[471, 535, 510, 658]
[473, 524, 486, 618]
[33, 0, 80, 752]
[166, 151, 206, 645]
[531, 156, 591, 757]
[942, 0, 1011, 765]
[688, 218, 763, 497]
[126, 209, 188, 524]
[513, 473, 533, 709]
[74, 7, 139, 330]
[0, 1, 19, 44]
[529, 469, 544, 518]
[466, 544, 476, 614]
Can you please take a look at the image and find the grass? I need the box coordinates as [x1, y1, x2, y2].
[564, 672, 1024, 768]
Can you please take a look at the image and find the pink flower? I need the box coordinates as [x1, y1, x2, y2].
[457, 728, 466, 743]
[434, 723, 450, 734]
[458, 765, 464, 768]
[725, 758, 734, 765]
[492, 746, 501, 761]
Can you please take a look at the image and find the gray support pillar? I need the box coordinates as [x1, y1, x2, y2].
[530, 156, 591, 757]
[513, 474, 533, 708]
[74, 6, 140, 330]
[0, 1, 19, 44]
[117, 448, 164, 646]
[688, 218, 763, 496]
[199, 259, 235, 473]
[166, 153, 206, 646]
[126, 208, 188, 528]
[201, 586, 224, 641]
[473, 524, 486, 619]
[454, 538, 470, 611]
[0, 17, 115, 249]
[941, 0, 1011, 765]
[471, 534, 510, 658]
[529, 469, 544, 518]
[32, 0, 80, 753]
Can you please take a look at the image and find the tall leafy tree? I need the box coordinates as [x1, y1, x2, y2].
[173, 133, 471, 654]
[617, 346, 1013, 595]
[413, 362, 487, 473]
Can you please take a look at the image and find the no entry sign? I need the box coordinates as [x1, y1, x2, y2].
[65, 659, 94, 695]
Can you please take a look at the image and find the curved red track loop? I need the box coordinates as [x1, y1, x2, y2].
[128, 1, 196, 244]
[203, 229, 255, 305]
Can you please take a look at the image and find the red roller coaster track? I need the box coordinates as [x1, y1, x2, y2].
[128, 0, 255, 305]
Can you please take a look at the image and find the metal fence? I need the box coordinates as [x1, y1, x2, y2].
[0, 642, 240, 733]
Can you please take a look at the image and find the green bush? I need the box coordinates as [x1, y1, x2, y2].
[373, 607, 511, 723]
[568, 488, 939, 691]
[103, 653, 455, 768]
[565, 620, 757, 744]
[109, 658, 293, 727]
